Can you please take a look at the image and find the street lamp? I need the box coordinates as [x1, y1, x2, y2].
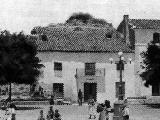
[111, 52, 132, 120]
[109, 51, 132, 100]
[118, 51, 124, 100]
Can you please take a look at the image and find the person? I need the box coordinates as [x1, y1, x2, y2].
[3, 98, 10, 109]
[46, 110, 54, 120]
[4, 102, 16, 120]
[88, 97, 96, 119]
[37, 110, 45, 120]
[48, 106, 55, 120]
[97, 103, 106, 120]
[104, 100, 111, 120]
[5, 104, 12, 120]
[11, 114, 16, 120]
[10, 103, 16, 120]
[78, 89, 83, 106]
[41, 88, 44, 97]
[50, 94, 54, 105]
[54, 109, 61, 120]
[98, 100, 112, 120]
[122, 99, 129, 120]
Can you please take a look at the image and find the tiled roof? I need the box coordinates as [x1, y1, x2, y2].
[31, 26, 133, 53]
[129, 19, 160, 29]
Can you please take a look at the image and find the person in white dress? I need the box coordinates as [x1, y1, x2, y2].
[88, 98, 96, 119]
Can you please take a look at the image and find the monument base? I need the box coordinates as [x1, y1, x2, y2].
[113, 100, 124, 120]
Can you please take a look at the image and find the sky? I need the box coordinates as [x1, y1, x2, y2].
[0, 0, 160, 34]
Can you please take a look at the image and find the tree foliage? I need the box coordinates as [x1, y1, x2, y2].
[0, 30, 44, 85]
[140, 42, 160, 87]
[65, 12, 112, 27]
[66, 13, 92, 24]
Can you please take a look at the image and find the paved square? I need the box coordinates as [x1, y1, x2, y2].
[1, 104, 160, 120]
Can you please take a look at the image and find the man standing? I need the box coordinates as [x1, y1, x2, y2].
[78, 89, 83, 106]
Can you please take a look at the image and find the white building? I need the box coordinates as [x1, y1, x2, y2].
[31, 25, 135, 104]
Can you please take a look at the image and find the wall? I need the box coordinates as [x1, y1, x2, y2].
[37, 51, 135, 105]
[134, 29, 160, 44]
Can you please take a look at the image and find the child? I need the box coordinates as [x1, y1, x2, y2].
[37, 110, 45, 120]
[54, 109, 61, 120]
[88, 98, 96, 119]
[47, 106, 54, 120]
[46, 111, 51, 120]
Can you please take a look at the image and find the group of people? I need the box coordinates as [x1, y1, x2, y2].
[88, 98, 112, 120]
[37, 106, 61, 120]
[89, 98, 129, 120]
[78, 89, 129, 120]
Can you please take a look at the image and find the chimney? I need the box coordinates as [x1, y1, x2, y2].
[123, 15, 130, 46]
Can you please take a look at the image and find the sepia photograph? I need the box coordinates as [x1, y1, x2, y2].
[0, 0, 160, 119]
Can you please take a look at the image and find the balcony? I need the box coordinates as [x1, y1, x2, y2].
[76, 68, 105, 77]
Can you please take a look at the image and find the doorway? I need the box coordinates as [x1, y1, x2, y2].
[53, 83, 64, 98]
[84, 83, 97, 102]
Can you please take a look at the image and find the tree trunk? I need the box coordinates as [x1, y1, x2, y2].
[9, 82, 12, 102]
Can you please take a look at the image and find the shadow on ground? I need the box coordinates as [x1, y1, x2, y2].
[146, 104, 160, 109]
[1, 106, 42, 110]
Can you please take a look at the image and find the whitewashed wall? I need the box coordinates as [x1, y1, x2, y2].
[37, 52, 135, 105]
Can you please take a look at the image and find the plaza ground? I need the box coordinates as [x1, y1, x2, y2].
[2, 104, 160, 120]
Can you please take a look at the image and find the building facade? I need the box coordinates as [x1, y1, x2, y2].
[117, 15, 160, 97]
[31, 25, 136, 104]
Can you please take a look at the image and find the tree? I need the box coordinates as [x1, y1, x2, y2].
[0, 30, 44, 101]
[65, 12, 112, 27]
[66, 12, 93, 24]
[140, 41, 160, 87]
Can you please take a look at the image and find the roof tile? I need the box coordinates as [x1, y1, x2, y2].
[31, 26, 133, 53]
[129, 19, 160, 29]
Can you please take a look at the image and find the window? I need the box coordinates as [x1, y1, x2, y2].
[54, 62, 62, 71]
[153, 33, 160, 43]
[31, 29, 37, 35]
[41, 34, 48, 41]
[53, 83, 64, 98]
[54, 62, 62, 77]
[85, 63, 95, 75]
